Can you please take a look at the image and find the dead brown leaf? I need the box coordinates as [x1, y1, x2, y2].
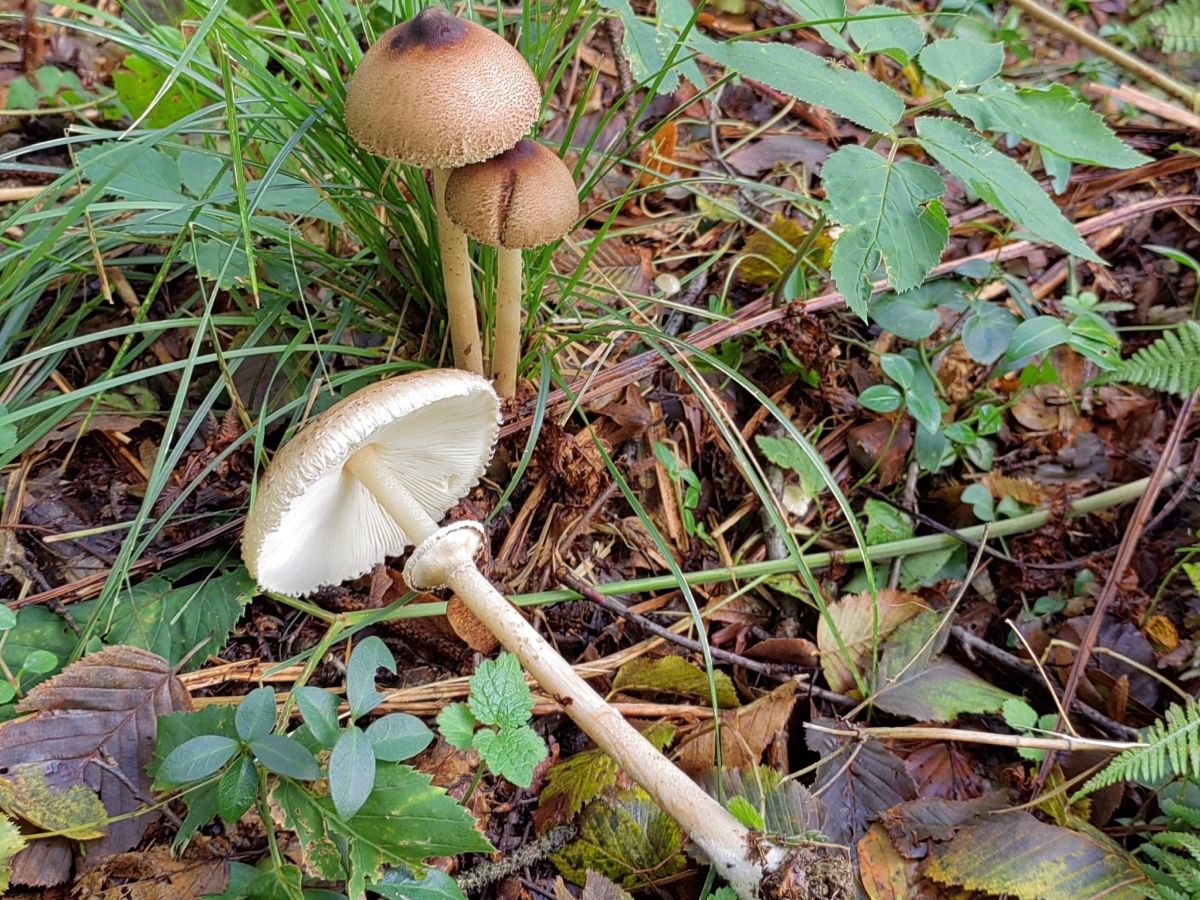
[675, 679, 797, 776]
[817, 590, 928, 694]
[70, 847, 228, 899]
[858, 823, 920, 900]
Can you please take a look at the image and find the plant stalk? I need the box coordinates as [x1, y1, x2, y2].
[492, 246, 524, 399]
[432, 167, 484, 375]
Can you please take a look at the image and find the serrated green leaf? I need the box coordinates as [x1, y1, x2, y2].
[726, 794, 766, 830]
[295, 686, 341, 749]
[848, 6, 925, 61]
[779, 0, 853, 51]
[474, 725, 548, 788]
[77, 143, 185, 204]
[823, 146, 947, 317]
[915, 117, 1101, 264]
[217, 754, 258, 824]
[236, 686, 277, 742]
[919, 38, 1003, 87]
[436, 703, 477, 751]
[552, 788, 687, 889]
[690, 33, 904, 134]
[249, 735, 320, 781]
[947, 83, 1149, 169]
[273, 766, 494, 898]
[365, 713, 433, 763]
[158, 735, 239, 785]
[330, 727, 376, 820]
[113, 54, 204, 129]
[468, 653, 533, 729]
[756, 434, 828, 498]
[0, 813, 25, 892]
[348, 636, 395, 720]
[864, 498, 914, 544]
[612, 655, 740, 708]
[371, 868, 468, 899]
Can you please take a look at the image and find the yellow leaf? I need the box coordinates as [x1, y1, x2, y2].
[612, 655, 739, 708]
[738, 216, 833, 286]
[817, 589, 928, 694]
[0, 767, 107, 840]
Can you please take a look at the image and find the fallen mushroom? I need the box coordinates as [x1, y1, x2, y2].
[242, 370, 848, 898]
[344, 9, 542, 376]
[444, 139, 579, 399]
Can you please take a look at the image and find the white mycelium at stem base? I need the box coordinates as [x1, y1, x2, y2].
[242, 370, 820, 900]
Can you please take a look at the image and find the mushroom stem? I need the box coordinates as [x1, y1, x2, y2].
[432, 167, 484, 375]
[491, 246, 524, 399]
[441, 560, 784, 900]
[344, 444, 439, 545]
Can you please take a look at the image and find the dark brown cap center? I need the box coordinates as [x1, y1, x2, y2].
[388, 7, 468, 53]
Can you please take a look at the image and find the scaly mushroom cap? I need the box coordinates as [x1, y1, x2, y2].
[243, 370, 500, 596]
[443, 140, 579, 249]
[344, 8, 542, 168]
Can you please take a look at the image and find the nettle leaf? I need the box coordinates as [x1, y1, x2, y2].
[468, 653, 533, 730]
[779, 0, 852, 52]
[330, 726, 376, 820]
[347, 636, 396, 720]
[691, 33, 904, 134]
[823, 146, 948, 318]
[597, 0, 680, 92]
[848, 6, 925, 62]
[919, 38, 1003, 88]
[473, 725, 548, 788]
[915, 117, 1101, 264]
[946, 82, 1150, 169]
[436, 703, 478, 751]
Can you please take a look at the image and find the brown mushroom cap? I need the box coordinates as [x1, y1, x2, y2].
[443, 140, 579, 249]
[345, 8, 542, 168]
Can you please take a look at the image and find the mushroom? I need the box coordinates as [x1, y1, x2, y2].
[242, 371, 842, 899]
[444, 140, 579, 399]
[344, 9, 543, 376]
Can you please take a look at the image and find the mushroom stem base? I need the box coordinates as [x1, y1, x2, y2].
[433, 166, 484, 375]
[491, 246, 523, 399]
[438, 553, 782, 899]
[345, 444, 438, 546]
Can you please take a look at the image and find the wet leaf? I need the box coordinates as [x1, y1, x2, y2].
[612, 655, 739, 708]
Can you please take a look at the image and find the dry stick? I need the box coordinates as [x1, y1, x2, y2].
[806, 721, 1144, 754]
[501, 195, 1200, 438]
[1038, 390, 1199, 786]
[1005, 0, 1198, 108]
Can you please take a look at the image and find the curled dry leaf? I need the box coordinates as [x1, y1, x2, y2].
[0, 646, 190, 885]
[816, 589, 928, 695]
[675, 679, 798, 776]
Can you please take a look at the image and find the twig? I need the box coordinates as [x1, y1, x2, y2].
[1006, 0, 1198, 107]
[1038, 391, 1198, 785]
[806, 721, 1144, 754]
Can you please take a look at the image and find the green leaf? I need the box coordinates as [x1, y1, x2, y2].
[690, 33, 904, 134]
[347, 636, 396, 720]
[77, 143, 185, 204]
[72, 564, 252, 672]
[726, 795, 766, 830]
[778, 0, 853, 52]
[946, 82, 1150, 169]
[365, 714, 433, 762]
[217, 754, 259, 824]
[551, 788, 687, 889]
[756, 434, 828, 498]
[961, 302, 1017, 364]
[330, 726, 376, 820]
[1003, 315, 1071, 367]
[864, 498, 914, 544]
[2, 607, 89, 687]
[274, 766, 494, 898]
[236, 686, 277, 742]
[158, 735, 240, 784]
[151, 706, 237, 780]
[295, 686, 341, 749]
[468, 653, 533, 730]
[249, 735, 321, 781]
[113, 54, 204, 129]
[858, 384, 903, 412]
[473, 725, 548, 788]
[436, 703, 478, 751]
[371, 869, 468, 900]
[612, 655, 740, 708]
[881, 354, 915, 388]
[919, 38, 1003, 87]
[0, 812, 26, 892]
[848, 6, 925, 62]
[596, 0, 675, 90]
[823, 146, 948, 317]
[915, 117, 1102, 264]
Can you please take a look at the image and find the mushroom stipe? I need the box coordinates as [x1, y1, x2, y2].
[243, 371, 852, 899]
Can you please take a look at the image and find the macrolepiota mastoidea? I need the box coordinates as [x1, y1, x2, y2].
[344, 8, 542, 376]
[445, 139, 579, 399]
[241, 370, 842, 899]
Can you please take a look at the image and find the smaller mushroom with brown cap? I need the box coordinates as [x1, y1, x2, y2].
[445, 139, 579, 398]
[344, 8, 543, 376]
[242, 370, 847, 900]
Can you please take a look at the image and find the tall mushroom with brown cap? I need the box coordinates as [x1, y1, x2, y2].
[242, 370, 846, 900]
[444, 139, 579, 399]
[344, 8, 543, 376]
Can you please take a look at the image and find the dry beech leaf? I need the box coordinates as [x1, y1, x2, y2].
[446, 597, 499, 654]
[0, 646, 191, 883]
[858, 823, 919, 900]
[675, 679, 798, 776]
[638, 121, 677, 188]
[72, 846, 229, 899]
[744, 637, 819, 668]
[981, 472, 1043, 506]
[817, 589, 927, 695]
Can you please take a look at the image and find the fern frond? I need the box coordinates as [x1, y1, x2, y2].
[1110, 321, 1200, 397]
[1162, 798, 1200, 830]
[1139, 795, 1200, 900]
[1075, 701, 1200, 798]
[1134, 0, 1200, 52]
